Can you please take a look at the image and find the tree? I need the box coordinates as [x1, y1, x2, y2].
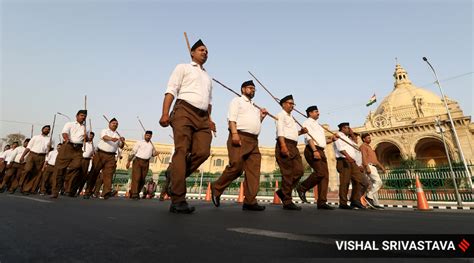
[1, 133, 26, 146]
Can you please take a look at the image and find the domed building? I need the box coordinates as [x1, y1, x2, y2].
[353, 63, 474, 168]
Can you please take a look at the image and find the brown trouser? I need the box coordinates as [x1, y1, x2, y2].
[21, 152, 46, 193]
[40, 165, 55, 194]
[73, 158, 91, 195]
[8, 163, 26, 192]
[0, 161, 6, 181]
[212, 131, 261, 205]
[159, 166, 171, 198]
[299, 145, 329, 206]
[53, 142, 83, 195]
[169, 100, 212, 204]
[93, 172, 103, 196]
[130, 157, 150, 197]
[86, 150, 117, 197]
[336, 158, 369, 205]
[275, 139, 304, 205]
[1, 163, 22, 190]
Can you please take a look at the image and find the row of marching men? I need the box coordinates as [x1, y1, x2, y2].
[0, 111, 131, 199]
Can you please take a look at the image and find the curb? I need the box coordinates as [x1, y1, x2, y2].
[115, 193, 474, 210]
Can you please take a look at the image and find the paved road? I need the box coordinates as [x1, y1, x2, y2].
[0, 193, 473, 262]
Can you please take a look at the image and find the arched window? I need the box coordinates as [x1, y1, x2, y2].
[213, 159, 224, 167]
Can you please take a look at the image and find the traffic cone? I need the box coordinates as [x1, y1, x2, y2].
[360, 194, 368, 207]
[205, 182, 211, 202]
[237, 181, 244, 203]
[273, 180, 281, 205]
[415, 175, 432, 211]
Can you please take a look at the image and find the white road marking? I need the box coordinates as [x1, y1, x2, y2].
[227, 227, 335, 245]
[7, 195, 53, 203]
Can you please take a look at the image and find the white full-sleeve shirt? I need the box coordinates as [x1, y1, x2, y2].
[227, 96, 262, 135]
[165, 62, 212, 111]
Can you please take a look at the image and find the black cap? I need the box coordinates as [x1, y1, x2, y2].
[145, 130, 153, 135]
[280, 95, 293, 106]
[42, 125, 51, 130]
[77, 110, 87, 115]
[241, 80, 255, 88]
[109, 118, 118, 123]
[306, 105, 319, 116]
[191, 39, 205, 51]
[338, 122, 350, 130]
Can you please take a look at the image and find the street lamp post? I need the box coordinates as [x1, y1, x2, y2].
[423, 57, 472, 190]
[435, 117, 462, 206]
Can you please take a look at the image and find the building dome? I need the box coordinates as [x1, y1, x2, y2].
[365, 63, 458, 129]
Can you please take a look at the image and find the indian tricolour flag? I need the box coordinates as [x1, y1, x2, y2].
[366, 94, 376, 107]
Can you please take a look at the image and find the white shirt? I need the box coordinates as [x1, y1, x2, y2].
[27, 135, 51, 154]
[0, 150, 8, 160]
[83, 142, 94, 158]
[4, 148, 16, 164]
[131, 140, 155, 160]
[7, 146, 27, 164]
[352, 141, 362, 166]
[303, 118, 326, 149]
[165, 62, 213, 111]
[333, 132, 357, 159]
[227, 96, 262, 135]
[97, 129, 121, 153]
[46, 149, 59, 166]
[276, 110, 298, 142]
[62, 121, 88, 144]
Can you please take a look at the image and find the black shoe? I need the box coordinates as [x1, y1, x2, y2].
[158, 196, 165, 201]
[364, 196, 376, 209]
[83, 195, 91, 199]
[102, 193, 111, 200]
[50, 194, 58, 199]
[131, 196, 140, 200]
[296, 187, 308, 203]
[283, 202, 302, 211]
[242, 203, 266, 211]
[210, 184, 220, 207]
[339, 204, 353, 210]
[0, 187, 6, 193]
[317, 203, 335, 210]
[275, 189, 284, 202]
[169, 202, 195, 214]
[374, 205, 385, 210]
[350, 202, 366, 210]
[21, 191, 30, 196]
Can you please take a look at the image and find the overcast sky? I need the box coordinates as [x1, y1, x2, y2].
[1, 0, 472, 147]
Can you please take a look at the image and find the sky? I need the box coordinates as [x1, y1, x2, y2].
[1, 0, 472, 147]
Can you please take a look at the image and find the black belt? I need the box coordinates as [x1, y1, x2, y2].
[176, 99, 208, 117]
[98, 149, 116, 155]
[135, 156, 150, 161]
[30, 151, 46, 156]
[47, 164, 55, 167]
[307, 145, 325, 151]
[336, 157, 346, 160]
[83, 157, 92, 160]
[68, 142, 83, 148]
